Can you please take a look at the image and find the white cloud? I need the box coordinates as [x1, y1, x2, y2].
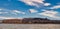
[0, 12, 8, 14]
[51, 5, 60, 9]
[0, 17, 23, 20]
[18, 0, 51, 7]
[44, 3, 51, 6]
[0, 8, 10, 15]
[29, 9, 38, 13]
[12, 10, 25, 15]
[0, 8, 4, 10]
[19, 0, 44, 7]
[0, 17, 14, 19]
[0, 9, 2, 10]
[38, 10, 60, 18]
[0, 8, 25, 15]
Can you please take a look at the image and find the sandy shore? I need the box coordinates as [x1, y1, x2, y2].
[0, 24, 60, 29]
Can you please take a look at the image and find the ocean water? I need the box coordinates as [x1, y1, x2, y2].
[0, 24, 60, 29]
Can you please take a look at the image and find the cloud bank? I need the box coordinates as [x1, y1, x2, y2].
[19, 0, 51, 7]
[38, 10, 60, 18]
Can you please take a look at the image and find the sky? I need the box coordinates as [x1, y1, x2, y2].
[0, 0, 60, 20]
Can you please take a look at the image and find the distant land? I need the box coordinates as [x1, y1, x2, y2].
[0, 18, 60, 24]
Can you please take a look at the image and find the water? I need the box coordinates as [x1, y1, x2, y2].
[0, 24, 60, 29]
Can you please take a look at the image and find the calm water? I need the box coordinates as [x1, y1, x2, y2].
[0, 24, 60, 29]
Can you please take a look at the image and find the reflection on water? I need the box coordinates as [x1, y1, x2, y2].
[0, 24, 60, 29]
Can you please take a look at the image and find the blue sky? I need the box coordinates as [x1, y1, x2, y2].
[0, 0, 60, 20]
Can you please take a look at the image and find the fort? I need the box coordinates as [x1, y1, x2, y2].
[1, 18, 60, 24]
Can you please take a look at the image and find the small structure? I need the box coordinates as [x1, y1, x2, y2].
[2, 19, 22, 24]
